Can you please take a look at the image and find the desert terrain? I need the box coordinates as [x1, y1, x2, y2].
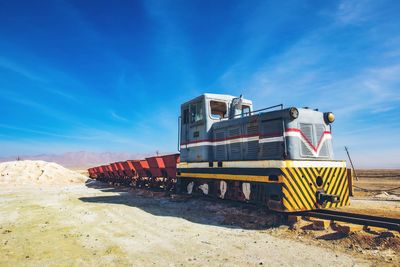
[0, 161, 399, 266]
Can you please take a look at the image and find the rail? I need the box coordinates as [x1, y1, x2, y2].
[232, 103, 283, 118]
[292, 209, 400, 231]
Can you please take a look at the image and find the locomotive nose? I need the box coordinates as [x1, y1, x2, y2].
[316, 190, 340, 204]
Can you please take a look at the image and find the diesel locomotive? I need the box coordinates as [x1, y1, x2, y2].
[88, 93, 351, 213]
[176, 93, 349, 212]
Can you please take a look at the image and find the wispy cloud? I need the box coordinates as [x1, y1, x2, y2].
[214, 0, 400, 168]
[0, 56, 47, 82]
[0, 122, 157, 152]
[335, 0, 372, 25]
[218, 1, 400, 113]
[109, 110, 129, 122]
[0, 90, 85, 126]
[370, 106, 395, 114]
[0, 123, 87, 140]
[0, 54, 85, 104]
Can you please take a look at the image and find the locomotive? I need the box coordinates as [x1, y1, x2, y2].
[88, 93, 350, 213]
[176, 93, 349, 212]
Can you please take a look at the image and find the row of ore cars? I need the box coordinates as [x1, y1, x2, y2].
[88, 153, 180, 190]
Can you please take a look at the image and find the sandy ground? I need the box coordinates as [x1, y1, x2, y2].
[0, 163, 399, 266]
[342, 172, 400, 218]
[0, 181, 370, 267]
[339, 198, 400, 218]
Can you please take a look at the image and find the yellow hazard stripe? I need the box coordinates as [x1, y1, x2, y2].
[291, 168, 316, 209]
[334, 168, 348, 208]
[282, 169, 311, 210]
[178, 172, 278, 183]
[294, 167, 316, 204]
[282, 187, 299, 211]
[282, 197, 295, 212]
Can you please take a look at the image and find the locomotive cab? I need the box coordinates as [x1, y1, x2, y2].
[179, 94, 253, 162]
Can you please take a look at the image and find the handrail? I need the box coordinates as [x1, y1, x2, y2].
[232, 103, 283, 118]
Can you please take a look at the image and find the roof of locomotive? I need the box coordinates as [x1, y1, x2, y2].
[181, 93, 253, 106]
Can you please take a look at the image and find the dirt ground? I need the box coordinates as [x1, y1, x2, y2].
[341, 170, 400, 218]
[0, 181, 369, 267]
[353, 169, 400, 196]
[0, 169, 399, 266]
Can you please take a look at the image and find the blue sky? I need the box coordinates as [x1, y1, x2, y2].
[0, 0, 399, 167]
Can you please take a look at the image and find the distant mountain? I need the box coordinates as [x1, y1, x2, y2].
[0, 151, 159, 169]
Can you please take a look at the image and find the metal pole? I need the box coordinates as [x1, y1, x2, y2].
[345, 146, 359, 181]
[177, 116, 181, 152]
[282, 119, 287, 158]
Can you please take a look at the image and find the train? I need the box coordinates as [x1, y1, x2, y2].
[88, 93, 351, 212]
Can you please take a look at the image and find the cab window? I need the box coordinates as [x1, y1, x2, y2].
[190, 102, 204, 123]
[210, 101, 227, 119]
[242, 105, 251, 117]
[182, 108, 189, 124]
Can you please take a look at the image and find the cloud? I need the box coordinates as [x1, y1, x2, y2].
[0, 123, 87, 140]
[0, 54, 85, 105]
[0, 90, 86, 127]
[0, 56, 47, 82]
[109, 111, 129, 122]
[335, 0, 372, 24]
[0, 122, 158, 153]
[215, 0, 400, 168]
[1, 91, 59, 115]
[218, 17, 400, 113]
[370, 106, 395, 114]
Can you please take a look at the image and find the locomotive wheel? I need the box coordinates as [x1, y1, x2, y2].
[242, 182, 251, 200]
[198, 183, 209, 195]
[187, 181, 194, 194]
[219, 181, 227, 199]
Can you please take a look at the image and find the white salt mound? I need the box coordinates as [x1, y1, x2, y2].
[373, 192, 400, 201]
[0, 160, 87, 186]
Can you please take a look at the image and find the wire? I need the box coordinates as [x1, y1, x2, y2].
[354, 185, 400, 192]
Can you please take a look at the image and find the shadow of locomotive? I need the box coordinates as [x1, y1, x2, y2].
[80, 179, 285, 230]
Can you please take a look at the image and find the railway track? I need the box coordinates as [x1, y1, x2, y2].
[293, 209, 400, 231]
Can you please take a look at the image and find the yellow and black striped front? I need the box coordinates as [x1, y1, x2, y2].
[281, 166, 350, 212]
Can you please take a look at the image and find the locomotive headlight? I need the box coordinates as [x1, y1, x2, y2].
[289, 107, 299, 119]
[324, 112, 335, 123]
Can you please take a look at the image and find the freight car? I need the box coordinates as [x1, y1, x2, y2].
[89, 154, 180, 190]
[88, 93, 350, 213]
[177, 94, 349, 212]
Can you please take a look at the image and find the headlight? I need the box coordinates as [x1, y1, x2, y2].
[324, 112, 335, 123]
[289, 107, 299, 119]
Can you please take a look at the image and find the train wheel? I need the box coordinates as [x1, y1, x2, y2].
[198, 183, 209, 195]
[242, 182, 251, 200]
[187, 181, 194, 194]
[166, 179, 176, 192]
[219, 181, 227, 199]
